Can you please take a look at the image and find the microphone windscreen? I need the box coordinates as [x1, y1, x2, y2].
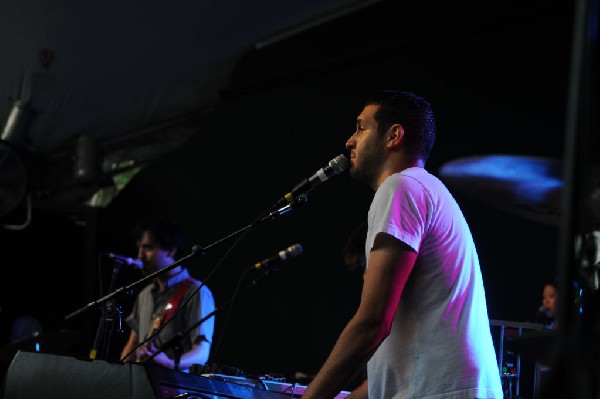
[331, 154, 350, 174]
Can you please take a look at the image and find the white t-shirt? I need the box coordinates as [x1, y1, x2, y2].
[366, 167, 502, 399]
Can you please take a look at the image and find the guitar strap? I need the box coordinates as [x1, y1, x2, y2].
[137, 278, 196, 362]
[161, 277, 195, 325]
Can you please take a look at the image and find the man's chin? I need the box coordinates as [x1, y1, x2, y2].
[348, 167, 365, 182]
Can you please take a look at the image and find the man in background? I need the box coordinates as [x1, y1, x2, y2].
[120, 215, 215, 372]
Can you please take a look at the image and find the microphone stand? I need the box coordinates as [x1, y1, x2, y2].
[89, 259, 124, 361]
[140, 306, 219, 371]
[142, 264, 284, 371]
[64, 195, 308, 321]
[65, 251, 196, 322]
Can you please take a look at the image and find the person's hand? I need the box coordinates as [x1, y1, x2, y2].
[147, 350, 173, 369]
[137, 341, 174, 368]
[135, 341, 151, 361]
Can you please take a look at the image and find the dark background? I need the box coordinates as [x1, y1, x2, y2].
[1, 0, 592, 391]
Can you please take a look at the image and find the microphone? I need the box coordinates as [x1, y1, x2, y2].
[274, 154, 349, 208]
[251, 244, 304, 271]
[106, 252, 143, 270]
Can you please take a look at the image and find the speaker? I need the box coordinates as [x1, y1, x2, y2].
[0, 351, 155, 399]
[0, 351, 297, 399]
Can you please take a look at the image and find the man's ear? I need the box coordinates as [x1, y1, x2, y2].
[387, 124, 405, 148]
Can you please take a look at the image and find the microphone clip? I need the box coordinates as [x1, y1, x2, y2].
[269, 194, 308, 218]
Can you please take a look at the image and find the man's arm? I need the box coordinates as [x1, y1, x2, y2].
[302, 233, 417, 399]
[346, 379, 368, 399]
[120, 330, 139, 362]
[145, 338, 211, 370]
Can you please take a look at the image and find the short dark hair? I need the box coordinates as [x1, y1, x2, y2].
[133, 215, 186, 259]
[365, 90, 436, 161]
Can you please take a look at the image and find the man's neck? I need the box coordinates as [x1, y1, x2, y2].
[156, 265, 184, 292]
[375, 158, 425, 189]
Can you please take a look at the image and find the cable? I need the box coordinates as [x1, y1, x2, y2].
[209, 266, 252, 363]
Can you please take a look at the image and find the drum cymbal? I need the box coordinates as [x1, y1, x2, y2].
[438, 154, 600, 227]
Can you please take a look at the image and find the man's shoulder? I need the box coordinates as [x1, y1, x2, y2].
[140, 281, 158, 295]
[182, 278, 214, 296]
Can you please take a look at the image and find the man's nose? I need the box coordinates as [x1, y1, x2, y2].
[346, 135, 355, 149]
